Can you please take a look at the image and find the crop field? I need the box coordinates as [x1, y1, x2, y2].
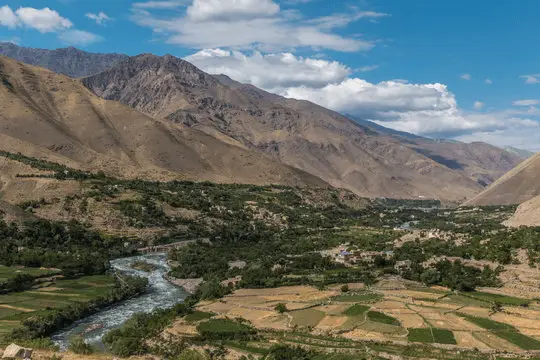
[0, 266, 60, 282]
[192, 281, 540, 354]
[408, 328, 457, 344]
[0, 275, 115, 334]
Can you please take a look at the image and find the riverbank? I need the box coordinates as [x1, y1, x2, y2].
[52, 253, 188, 350]
[164, 274, 203, 294]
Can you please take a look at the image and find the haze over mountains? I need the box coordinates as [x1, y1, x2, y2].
[0, 43, 534, 201]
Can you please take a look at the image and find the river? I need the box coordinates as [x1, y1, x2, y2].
[52, 253, 188, 350]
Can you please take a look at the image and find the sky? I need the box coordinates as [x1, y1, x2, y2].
[1, 0, 540, 151]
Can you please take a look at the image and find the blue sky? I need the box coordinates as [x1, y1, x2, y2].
[1, 0, 540, 150]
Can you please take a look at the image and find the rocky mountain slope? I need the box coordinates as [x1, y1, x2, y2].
[81, 54, 487, 201]
[0, 45, 528, 201]
[347, 116, 528, 186]
[464, 152, 540, 206]
[504, 195, 540, 227]
[0, 55, 325, 190]
[0, 42, 127, 77]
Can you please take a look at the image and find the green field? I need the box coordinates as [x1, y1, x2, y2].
[331, 292, 383, 303]
[366, 311, 400, 326]
[184, 311, 214, 323]
[197, 319, 255, 340]
[0, 266, 60, 282]
[458, 313, 540, 350]
[0, 275, 116, 333]
[290, 309, 326, 327]
[462, 292, 530, 306]
[408, 328, 457, 345]
[343, 304, 370, 317]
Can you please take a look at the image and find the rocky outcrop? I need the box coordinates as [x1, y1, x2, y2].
[2, 344, 32, 359]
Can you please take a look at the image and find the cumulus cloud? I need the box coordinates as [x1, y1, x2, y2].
[0, 6, 18, 28]
[85, 11, 112, 25]
[131, 0, 381, 52]
[186, 48, 540, 149]
[485, 78, 493, 85]
[58, 29, 102, 46]
[187, 0, 279, 21]
[186, 49, 351, 89]
[15, 7, 72, 33]
[521, 74, 540, 84]
[0, 6, 101, 46]
[460, 73, 471, 81]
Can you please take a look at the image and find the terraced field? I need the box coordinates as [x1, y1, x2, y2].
[0, 266, 60, 282]
[193, 281, 540, 353]
[0, 275, 115, 334]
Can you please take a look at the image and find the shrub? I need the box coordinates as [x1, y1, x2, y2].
[275, 303, 288, 313]
[68, 336, 93, 355]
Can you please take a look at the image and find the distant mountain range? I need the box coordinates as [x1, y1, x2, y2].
[0, 42, 533, 201]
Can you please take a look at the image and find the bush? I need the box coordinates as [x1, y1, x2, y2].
[266, 345, 316, 360]
[196, 319, 256, 341]
[275, 303, 287, 313]
[178, 349, 208, 360]
[341, 284, 349, 293]
[68, 336, 93, 355]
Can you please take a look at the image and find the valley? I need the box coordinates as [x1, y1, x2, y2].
[0, 43, 539, 360]
[0, 150, 538, 359]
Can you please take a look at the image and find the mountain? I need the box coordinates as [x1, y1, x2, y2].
[0, 55, 326, 190]
[345, 117, 526, 187]
[407, 139, 526, 187]
[0, 42, 127, 77]
[81, 54, 487, 201]
[345, 115, 424, 140]
[463, 153, 540, 206]
[0, 45, 526, 201]
[504, 195, 540, 227]
[504, 146, 534, 159]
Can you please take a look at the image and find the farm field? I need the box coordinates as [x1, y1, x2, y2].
[190, 280, 540, 354]
[0, 266, 60, 282]
[0, 275, 115, 334]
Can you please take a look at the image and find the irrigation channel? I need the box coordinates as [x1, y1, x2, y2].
[52, 253, 188, 350]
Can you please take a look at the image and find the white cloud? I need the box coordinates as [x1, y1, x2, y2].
[460, 73, 471, 81]
[15, 7, 72, 33]
[513, 99, 540, 106]
[521, 74, 540, 84]
[0, 6, 19, 29]
[485, 78, 493, 85]
[186, 48, 540, 148]
[58, 29, 102, 46]
[474, 101, 484, 110]
[187, 0, 280, 21]
[187, 49, 350, 89]
[133, 1, 189, 9]
[358, 65, 379, 73]
[85, 11, 112, 25]
[131, 1, 380, 52]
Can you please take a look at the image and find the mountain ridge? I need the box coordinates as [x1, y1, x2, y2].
[82, 53, 487, 201]
[0, 44, 530, 201]
[0, 55, 326, 191]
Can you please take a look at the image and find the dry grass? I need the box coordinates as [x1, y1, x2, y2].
[454, 331, 491, 349]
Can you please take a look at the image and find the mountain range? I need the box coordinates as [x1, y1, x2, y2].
[0, 43, 534, 202]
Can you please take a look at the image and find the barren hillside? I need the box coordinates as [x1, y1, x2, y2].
[464, 153, 540, 206]
[82, 54, 484, 201]
[0, 56, 326, 190]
